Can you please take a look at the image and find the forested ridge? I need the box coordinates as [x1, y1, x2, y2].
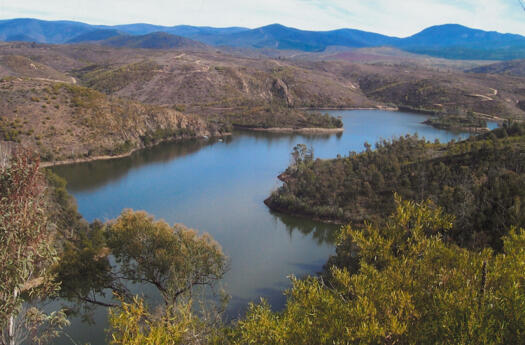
[266, 122, 525, 249]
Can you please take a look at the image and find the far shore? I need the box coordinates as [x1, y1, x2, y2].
[236, 126, 345, 134]
[299, 105, 399, 111]
[40, 134, 231, 168]
[40, 149, 141, 168]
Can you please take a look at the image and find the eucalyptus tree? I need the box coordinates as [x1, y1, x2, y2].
[0, 150, 68, 345]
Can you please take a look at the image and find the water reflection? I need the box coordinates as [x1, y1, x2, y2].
[270, 210, 340, 245]
[51, 138, 223, 191]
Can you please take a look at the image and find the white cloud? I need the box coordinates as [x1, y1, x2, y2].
[0, 0, 524, 36]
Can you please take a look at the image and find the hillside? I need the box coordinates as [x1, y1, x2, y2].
[266, 124, 525, 249]
[1, 42, 524, 132]
[98, 32, 208, 50]
[2, 19, 525, 60]
[0, 77, 222, 163]
[0, 54, 72, 82]
[397, 24, 525, 60]
[469, 59, 525, 77]
[67, 29, 122, 43]
[0, 18, 92, 43]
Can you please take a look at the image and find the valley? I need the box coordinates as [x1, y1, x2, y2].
[1, 15, 525, 345]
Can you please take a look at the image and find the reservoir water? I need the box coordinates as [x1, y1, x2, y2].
[52, 110, 470, 344]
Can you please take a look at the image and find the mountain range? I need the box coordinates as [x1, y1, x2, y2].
[1, 18, 525, 60]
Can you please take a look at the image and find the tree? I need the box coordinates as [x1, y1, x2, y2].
[56, 210, 228, 311]
[290, 144, 313, 167]
[108, 210, 227, 307]
[0, 149, 69, 345]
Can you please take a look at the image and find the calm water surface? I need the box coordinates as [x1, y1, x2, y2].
[52, 110, 468, 344]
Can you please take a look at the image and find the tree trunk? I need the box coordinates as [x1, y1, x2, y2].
[8, 288, 18, 345]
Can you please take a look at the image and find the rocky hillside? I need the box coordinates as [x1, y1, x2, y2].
[0, 77, 221, 163]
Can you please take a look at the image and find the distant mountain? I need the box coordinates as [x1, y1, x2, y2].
[1, 18, 525, 60]
[0, 18, 247, 44]
[113, 24, 249, 38]
[0, 18, 91, 43]
[397, 24, 525, 60]
[469, 59, 525, 77]
[99, 32, 207, 50]
[67, 29, 122, 43]
[195, 24, 398, 51]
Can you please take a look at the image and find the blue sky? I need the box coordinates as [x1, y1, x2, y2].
[1, 0, 524, 36]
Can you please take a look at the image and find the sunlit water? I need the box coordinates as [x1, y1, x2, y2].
[51, 110, 473, 344]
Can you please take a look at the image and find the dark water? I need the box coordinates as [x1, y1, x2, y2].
[51, 110, 469, 344]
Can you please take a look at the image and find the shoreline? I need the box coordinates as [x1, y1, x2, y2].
[41, 149, 141, 168]
[40, 134, 231, 168]
[299, 105, 399, 111]
[235, 126, 345, 134]
[264, 197, 345, 225]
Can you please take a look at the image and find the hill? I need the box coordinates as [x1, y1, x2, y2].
[469, 59, 525, 77]
[98, 32, 207, 50]
[266, 124, 525, 249]
[397, 24, 525, 60]
[0, 77, 223, 163]
[113, 24, 249, 38]
[67, 29, 122, 43]
[0, 18, 92, 43]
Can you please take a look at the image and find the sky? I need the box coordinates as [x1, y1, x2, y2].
[1, 0, 524, 37]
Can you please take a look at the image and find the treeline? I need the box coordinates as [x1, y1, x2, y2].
[227, 106, 343, 130]
[266, 122, 525, 250]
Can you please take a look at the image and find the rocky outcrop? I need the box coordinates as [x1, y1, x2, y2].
[271, 78, 294, 107]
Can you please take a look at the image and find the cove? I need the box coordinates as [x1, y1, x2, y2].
[51, 110, 470, 344]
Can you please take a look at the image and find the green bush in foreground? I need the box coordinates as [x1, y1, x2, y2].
[235, 197, 524, 345]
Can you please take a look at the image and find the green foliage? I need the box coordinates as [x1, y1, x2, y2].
[425, 113, 487, 131]
[227, 106, 342, 129]
[0, 117, 22, 142]
[0, 150, 68, 345]
[60, 83, 104, 109]
[234, 198, 525, 345]
[108, 210, 227, 306]
[43, 170, 85, 235]
[55, 210, 228, 310]
[109, 295, 227, 345]
[267, 124, 525, 249]
[140, 128, 196, 147]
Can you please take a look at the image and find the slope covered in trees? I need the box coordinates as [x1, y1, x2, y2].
[266, 123, 525, 249]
